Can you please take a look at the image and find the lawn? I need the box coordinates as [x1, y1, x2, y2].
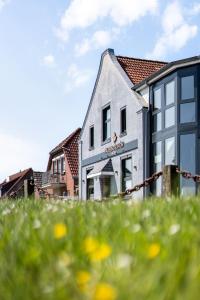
[0, 197, 200, 300]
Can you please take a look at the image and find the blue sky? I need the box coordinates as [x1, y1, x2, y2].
[0, 0, 200, 180]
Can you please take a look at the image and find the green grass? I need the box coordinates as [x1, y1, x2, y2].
[0, 197, 200, 300]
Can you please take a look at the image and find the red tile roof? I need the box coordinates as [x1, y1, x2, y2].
[47, 128, 81, 177]
[63, 129, 80, 177]
[117, 56, 167, 85]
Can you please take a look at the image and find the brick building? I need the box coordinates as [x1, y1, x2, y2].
[41, 128, 81, 198]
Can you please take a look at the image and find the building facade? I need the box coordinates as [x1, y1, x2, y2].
[133, 57, 200, 196]
[41, 128, 81, 198]
[79, 49, 166, 200]
[80, 49, 200, 200]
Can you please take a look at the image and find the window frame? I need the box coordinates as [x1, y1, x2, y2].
[89, 125, 94, 150]
[120, 106, 127, 136]
[121, 155, 132, 192]
[102, 103, 111, 144]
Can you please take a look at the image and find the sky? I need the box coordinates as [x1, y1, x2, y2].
[0, 0, 200, 181]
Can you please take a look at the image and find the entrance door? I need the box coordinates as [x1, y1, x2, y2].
[102, 177, 111, 198]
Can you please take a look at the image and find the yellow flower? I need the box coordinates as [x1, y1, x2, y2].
[93, 283, 117, 300]
[76, 270, 91, 292]
[148, 243, 160, 259]
[83, 237, 99, 254]
[83, 237, 112, 262]
[53, 223, 67, 239]
[90, 243, 112, 262]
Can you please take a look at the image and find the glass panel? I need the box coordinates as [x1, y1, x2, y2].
[103, 106, 111, 141]
[153, 112, 162, 132]
[165, 137, 175, 165]
[122, 158, 132, 192]
[165, 106, 175, 128]
[180, 102, 196, 123]
[121, 108, 126, 133]
[154, 141, 162, 196]
[154, 88, 161, 110]
[165, 80, 175, 105]
[181, 76, 194, 100]
[180, 134, 196, 195]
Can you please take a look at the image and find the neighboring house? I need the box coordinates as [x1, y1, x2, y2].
[0, 168, 36, 198]
[41, 128, 81, 198]
[79, 49, 167, 200]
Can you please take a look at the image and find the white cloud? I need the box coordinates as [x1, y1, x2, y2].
[56, 0, 158, 42]
[147, 1, 198, 59]
[0, 0, 9, 11]
[189, 3, 200, 15]
[65, 64, 93, 93]
[0, 132, 44, 181]
[75, 29, 117, 56]
[43, 54, 56, 67]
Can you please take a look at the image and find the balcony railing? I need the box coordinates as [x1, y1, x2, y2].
[42, 171, 65, 187]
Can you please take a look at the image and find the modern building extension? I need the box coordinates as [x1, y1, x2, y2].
[41, 128, 81, 198]
[79, 49, 200, 200]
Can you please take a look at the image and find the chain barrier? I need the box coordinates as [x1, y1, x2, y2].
[120, 167, 200, 197]
[120, 170, 163, 197]
[176, 167, 200, 183]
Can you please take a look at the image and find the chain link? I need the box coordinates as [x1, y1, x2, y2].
[176, 167, 200, 183]
[120, 167, 200, 197]
[120, 170, 163, 197]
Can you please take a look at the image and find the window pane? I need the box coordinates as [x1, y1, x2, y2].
[180, 102, 196, 123]
[180, 134, 196, 195]
[165, 106, 175, 128]
[181, 76, 194, 100]
[122, 158, 132, 192]
[121, 108, 126, 133]
[90, 126, 94, 148]
[103, 106, 111, 141]
[165, 137, 175, 165]
[154, 141, 162, 196]
[154, 88, 161, 110]
[166, 81, 175, 105]
[153, 112, 162, 132]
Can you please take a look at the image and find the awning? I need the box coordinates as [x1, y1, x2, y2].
[87, 159, 114, 179]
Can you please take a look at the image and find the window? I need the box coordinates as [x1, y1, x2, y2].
[102, 105, 111, 142]
[89, 126, 94, 149]
[181, 76, 194, 100]
[165, 137, 175, 165]
[154, 141, 162, 196]
[61, 157, 65, 174]
[87, 169, 94, 200]
[180, 103, 196, 123]
[180, 134, 196, 195]
[165, 106, 175, 128]
[165, 80, 175, 105]
[153, 112, 162, 132]
[121, 157, 132, 192]
[121, 107, 127, 134]
[53, 161, 57, 174]
[153, 88, 161, 110]
[58, 159, 61, 174]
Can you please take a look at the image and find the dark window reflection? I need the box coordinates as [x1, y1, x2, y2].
[181, 76, 194, 100]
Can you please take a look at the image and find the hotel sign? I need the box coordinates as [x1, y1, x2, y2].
[105, 142, 125, 154]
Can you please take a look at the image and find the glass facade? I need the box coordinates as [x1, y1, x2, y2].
[151, 65, 198, 196]
[180, 134, 196, 195]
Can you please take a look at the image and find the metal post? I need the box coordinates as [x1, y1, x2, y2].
[162, 165, 180, 197]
